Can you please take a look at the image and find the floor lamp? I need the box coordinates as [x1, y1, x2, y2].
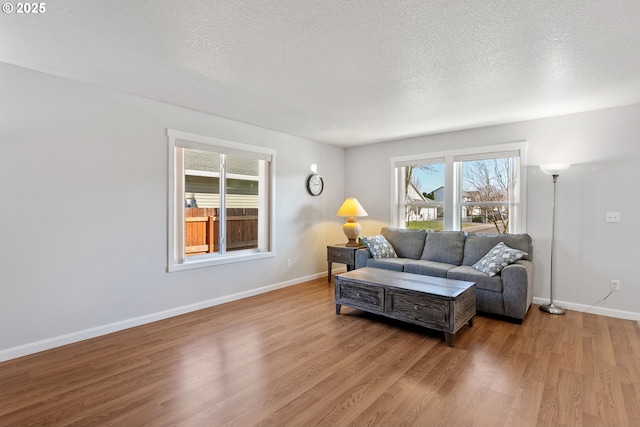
[539, 163, 571, 315]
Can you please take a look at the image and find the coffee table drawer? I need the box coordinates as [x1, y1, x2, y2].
[387, 290, 449, 329]
[336, 281, 384, 312]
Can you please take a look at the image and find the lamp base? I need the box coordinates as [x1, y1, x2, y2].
[343, 218, 361, 247]
[539, 303, 565, 315]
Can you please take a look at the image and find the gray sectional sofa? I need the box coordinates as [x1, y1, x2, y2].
[355, 227, 533, 322]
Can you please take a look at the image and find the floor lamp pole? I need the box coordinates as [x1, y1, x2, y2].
[540, 173, 565, 315]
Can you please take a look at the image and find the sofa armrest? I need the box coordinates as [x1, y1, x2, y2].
[501, 259, 533, 320]
[355, 248, 372, 269]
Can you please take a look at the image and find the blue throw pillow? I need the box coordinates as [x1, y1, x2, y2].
[472, 242, 528, 276]
[360, 235, 398, 259]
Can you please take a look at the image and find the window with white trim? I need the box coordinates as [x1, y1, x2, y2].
[391, 142, 527, 234]
[167, 129, 275, 271]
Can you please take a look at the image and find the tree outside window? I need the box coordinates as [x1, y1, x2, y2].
[461, 157, 517, 234]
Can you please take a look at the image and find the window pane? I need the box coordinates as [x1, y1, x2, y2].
[461, 204, 510, 234]
[461, 157, 516, 234]
[404, 163, 444, 230]
[226, 155, 260, 252]
[184, 149, 220, 256]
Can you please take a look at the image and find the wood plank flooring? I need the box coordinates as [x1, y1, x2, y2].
[1, 276, 639, 426]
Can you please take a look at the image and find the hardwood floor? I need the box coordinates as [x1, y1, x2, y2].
[1, 276, 639, 426]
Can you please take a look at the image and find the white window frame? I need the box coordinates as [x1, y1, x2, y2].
[167, 129, 276, 272]
[390, 141, 528, 233]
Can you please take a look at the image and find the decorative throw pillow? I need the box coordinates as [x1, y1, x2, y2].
[360, 235, 398, 259]
[472, 242, 528, 276]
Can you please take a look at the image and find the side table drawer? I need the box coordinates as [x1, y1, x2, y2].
[387, 290, 450, 329]
[336, 280, 384, 312]
[328, 248, 355, 264]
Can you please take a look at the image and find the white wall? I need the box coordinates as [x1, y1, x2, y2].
[0, 63, 346, 361]
[346, 104, 640, 320]
[3, 61, 638, 362]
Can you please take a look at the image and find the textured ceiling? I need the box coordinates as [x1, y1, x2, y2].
[2, 0, 640, 147]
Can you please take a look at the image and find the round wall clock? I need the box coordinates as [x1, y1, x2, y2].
[306, 173, 324, 196]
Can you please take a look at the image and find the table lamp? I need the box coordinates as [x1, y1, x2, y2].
[336, 198, 368, 247]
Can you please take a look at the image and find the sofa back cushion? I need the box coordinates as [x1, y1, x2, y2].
[462, 233, 533, 266]
[420, 231, 466, 265]
[381, 227, 427, 259]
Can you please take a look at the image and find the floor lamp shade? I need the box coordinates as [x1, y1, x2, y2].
[540, 163, 571, 176]
[336, 198, 368, 247]
[539, 163, 571, 315]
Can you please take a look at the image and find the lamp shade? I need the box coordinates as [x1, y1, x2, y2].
[336, 198, 368, 217]
[540, 163, 571, 176]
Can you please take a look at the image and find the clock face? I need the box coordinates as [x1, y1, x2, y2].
[306, 174, 324, 196]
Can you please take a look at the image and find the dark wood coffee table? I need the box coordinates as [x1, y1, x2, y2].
[335, 267, 476, 347]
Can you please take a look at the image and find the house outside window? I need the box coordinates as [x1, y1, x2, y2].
[403, 161, 445, 230]
[167, 129, 276, 272]
[391, 142, 527, 234]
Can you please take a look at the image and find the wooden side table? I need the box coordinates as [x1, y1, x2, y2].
[327, 244, 364, 282]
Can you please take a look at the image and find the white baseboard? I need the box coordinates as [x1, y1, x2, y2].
[532, 297, 640, 321]
[0, 272, 326, 363]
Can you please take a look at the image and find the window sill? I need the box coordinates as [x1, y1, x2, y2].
[167, 251, 275, 272]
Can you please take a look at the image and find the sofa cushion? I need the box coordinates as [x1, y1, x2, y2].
[420, 231, 465, 265]
[447, 265, 503, 293]
[365, 257, 407, 272]
[462, 233, 532, 266]
[381, 227, 427, 259]
[360, 234, 398, 259]
[472, 242, 528, 277]
[404, 260, 455, 278]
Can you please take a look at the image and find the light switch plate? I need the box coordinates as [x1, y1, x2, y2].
[606, 212, 621, 223]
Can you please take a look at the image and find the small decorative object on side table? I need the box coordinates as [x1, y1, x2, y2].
[327, 243, 364, 282]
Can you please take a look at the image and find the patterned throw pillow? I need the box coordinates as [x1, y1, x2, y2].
[472, 242, 528, 276]
[360, 235, 398, 259]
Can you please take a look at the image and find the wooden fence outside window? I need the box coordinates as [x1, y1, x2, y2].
[185, 207, 258, 255]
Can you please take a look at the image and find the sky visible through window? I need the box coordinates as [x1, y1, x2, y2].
[413, 164, 444, 195]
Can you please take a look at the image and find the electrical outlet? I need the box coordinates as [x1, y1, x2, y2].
[611, 279, 621, 291]
[606, 212, 621, 223]
[287, 258, 292, 268]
